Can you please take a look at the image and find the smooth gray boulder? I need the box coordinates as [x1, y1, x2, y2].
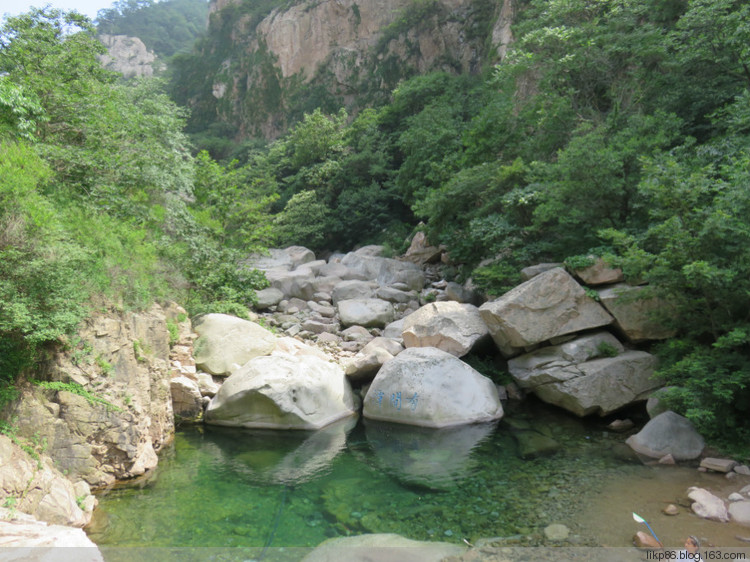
[265, 267, 317, 300]
[508, 332, 658, 416]
[363, 347, 504, 428]
[479, 267, 613, 357]
[401, 301, 489, 357]
[626, 411, 705, 461]
[0, 436, 93, 528]
[255, 287, 284, 309]
[338, 298, 395, 328]
[204, 353, 357, 429]
[193, 314, 276, 376]
[598, 284, 675, 342]
[572, 257, 624, 286]
[332, 280, 377, 305]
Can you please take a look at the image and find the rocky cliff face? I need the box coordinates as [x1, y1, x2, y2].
[1, 303, 181, 488]
[199, 0, 512, 138]
[98, 35, 165, 78]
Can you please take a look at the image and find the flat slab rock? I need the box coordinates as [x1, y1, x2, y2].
[479, 267, 613, 357]
[700, 457, 738, 473]
[301, 533, 465, 562]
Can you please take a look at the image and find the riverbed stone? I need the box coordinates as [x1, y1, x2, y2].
[0, 304, 174, 487]
[363, 347, 504, 428]
[337, 298, 395, 328]
[301, 533, 465, 562]
[193, 313, 276, 376]
[344, 338, 404, 382]
[544, 524, 570, 541]
[688, 487, 729, 522]
[204, 353, 357, 430]
[700, 458, 738, 473]
[479, 267, 613, 357]
[626, 412, 705, 461]
[401, 301, 489, 358]
[729, 501, 750, 527]
[341, 249, 425, 290]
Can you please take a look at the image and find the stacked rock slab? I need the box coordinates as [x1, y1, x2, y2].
[362, 347, 503, 428]
[479, 267, 614, 357]
[508, 331, 660, 416]
[597, 284, 676, 342]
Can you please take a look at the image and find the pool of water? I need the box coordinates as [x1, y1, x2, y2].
[87, 400, 747, 553]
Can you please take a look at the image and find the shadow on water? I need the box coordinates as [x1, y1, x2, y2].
[90, 398, 746, 552]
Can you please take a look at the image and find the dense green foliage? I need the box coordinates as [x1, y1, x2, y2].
[167, 0, 750, 447]
[96, 0, 209, 58]
[0, 8, 267, 385]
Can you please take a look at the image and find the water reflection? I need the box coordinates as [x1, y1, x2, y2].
[362, 420, 498, 490]
[204, 415, 358, 486]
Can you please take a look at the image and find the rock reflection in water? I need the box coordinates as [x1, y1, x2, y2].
[363, 419, 497, 490]
[206, 415, 358, 486]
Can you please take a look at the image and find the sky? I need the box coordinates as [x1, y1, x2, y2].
[1, 0, 117, 23]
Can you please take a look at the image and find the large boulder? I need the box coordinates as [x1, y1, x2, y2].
[363, 347, 504, 428]
[597, 284, 676, 342]
[341, 248, 425, 290]
[331, 280, 377, 305]
[571, 256, 624, 286]
[244, 246, 315, 271]
[508, 332, 658, 416]
[193, 314, 276, 376]
[0, 508, 104, 558]
[729, 501, 750, 527]
[401, 301, 489, 357]
[0, 304, 174, 488]
[625, 411, 705, 461]
[264, 267, 317, 300]
[204, 353, 357, 429]
[337, 298, 395, 328]
[479, 267, 613, 357]
[0, 436, 94, 528]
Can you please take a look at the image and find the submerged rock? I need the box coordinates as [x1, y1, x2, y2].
[301, 533, 465, 562]
[688, 487, 729, 522]
[362, 347, 503, 427]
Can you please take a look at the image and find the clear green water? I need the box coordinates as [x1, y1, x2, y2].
[88, 400, 642, 550]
